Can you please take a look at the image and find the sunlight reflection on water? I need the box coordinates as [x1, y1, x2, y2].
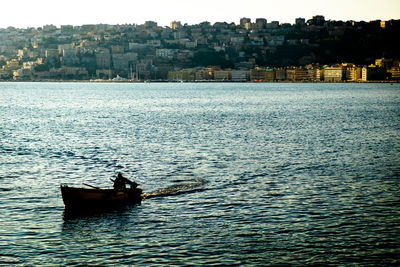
[0, 82, 399, 266]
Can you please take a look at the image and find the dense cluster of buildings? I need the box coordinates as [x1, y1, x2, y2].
[167, 60, 400, 82]
[0, 16, 399, 82]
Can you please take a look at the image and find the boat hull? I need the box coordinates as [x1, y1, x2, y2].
[60, 185, 142, 209]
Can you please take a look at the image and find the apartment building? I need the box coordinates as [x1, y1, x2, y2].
[231, 70, 248, 82]
[346, 67, 362, 82]
[96, 49, 111, 69]
[324, 66, 345, 82]
[286, 68, 309, 81]
[214, 70, 231, 81]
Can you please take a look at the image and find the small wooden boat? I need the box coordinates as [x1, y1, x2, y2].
[60, 185, 142, 210]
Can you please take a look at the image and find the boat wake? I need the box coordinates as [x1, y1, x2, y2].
[141, 178, 207, 199]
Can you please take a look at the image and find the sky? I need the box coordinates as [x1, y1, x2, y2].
[0, 0, 399, 28]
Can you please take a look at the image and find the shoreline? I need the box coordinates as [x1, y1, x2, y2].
[1, 79, 399, 84]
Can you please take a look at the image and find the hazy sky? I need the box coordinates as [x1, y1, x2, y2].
[1, 0, 399, 28]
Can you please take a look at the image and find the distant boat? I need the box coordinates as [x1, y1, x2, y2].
[112, 75, 129, 81]
[60, 185, 142, 210]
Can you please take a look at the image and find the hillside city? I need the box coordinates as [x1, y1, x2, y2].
[0, 16, 399, 82]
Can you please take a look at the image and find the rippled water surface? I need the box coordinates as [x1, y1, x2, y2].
[1, 82, 400, 266]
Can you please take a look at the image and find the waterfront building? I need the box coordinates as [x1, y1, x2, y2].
[112, 54, 129, 72]
[275, 68, 286, 81]
[286, 68, 309, 81]
[57, 66, 88, 79]
[195, 69, 213, 81]
[231, 70, 248, 82]
[324, 66, 345, 82]
[250, 68, 266, 81]
[214, 70, 231, 81]
[307, 68, 321, 82]
[113, 52, 132, 71]
[168, 68, 196, 81]
[297, 69, 310, 81]
[346, 67, 362, 82]
[265, 69, 275, 81]
[13, 68, 32, 80]
[96, 69, 112, 79]
[286, 69, 296, 81]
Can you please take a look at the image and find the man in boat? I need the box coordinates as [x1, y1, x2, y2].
[112, 173, 138, 191]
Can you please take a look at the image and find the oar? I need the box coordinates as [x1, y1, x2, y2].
[83, 183, 101, 189]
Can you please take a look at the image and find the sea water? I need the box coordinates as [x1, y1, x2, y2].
[0, 82, 399, 266]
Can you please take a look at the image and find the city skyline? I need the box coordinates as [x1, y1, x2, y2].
[1, 0, 399, 28]
[2, 13, 399, 82]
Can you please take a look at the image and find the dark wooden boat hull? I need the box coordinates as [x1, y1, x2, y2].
[60, 185, 142, 209]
